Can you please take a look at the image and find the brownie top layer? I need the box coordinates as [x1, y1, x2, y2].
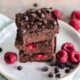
[16, 8, 58, 35]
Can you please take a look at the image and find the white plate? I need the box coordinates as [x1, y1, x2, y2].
[0, 20, 80, 80]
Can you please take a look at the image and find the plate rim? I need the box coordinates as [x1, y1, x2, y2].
[0, 20, 80, 80]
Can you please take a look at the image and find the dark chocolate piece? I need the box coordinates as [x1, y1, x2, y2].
[33, 3, 38, 7]
[0, 47, 2, 52]
[17, 66, 23, 70]
[41, 66, 48, 71]
[54, 66, 59, 73]
[65, 69, 70, 73]
[56, 74, 61, 78]
[48, 72, 53, 78]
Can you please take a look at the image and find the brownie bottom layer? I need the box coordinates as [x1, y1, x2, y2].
[19, 37, 56, 62]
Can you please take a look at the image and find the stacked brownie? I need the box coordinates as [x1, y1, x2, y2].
[15, 8, 59, 62]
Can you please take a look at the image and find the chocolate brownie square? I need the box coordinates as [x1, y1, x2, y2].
[19, 37, 56, 62]
[15, 8, 59, 46]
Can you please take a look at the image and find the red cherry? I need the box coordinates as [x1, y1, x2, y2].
[71, 11, 80, 20]
[4, 52, 17, 64]
[25, 43, 36, 50]
[69, 19, 80, 30]
[69, 51, 80, 63]
[56, 50, 68, 63]
[35, 53, 46, 59]
[52, 9, 62, 18]
[61, 42, 75, 53]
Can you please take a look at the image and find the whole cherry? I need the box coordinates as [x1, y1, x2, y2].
[61, 42, 75, 53]
[4, 52, 17, 64]
[56, 50, 68, 64]
[69, 51, 80, 63]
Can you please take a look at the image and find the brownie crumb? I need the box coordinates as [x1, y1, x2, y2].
[41, 66, 48, 71]
[65, 69, 70, 73]
[48, 72, 53, 78]
[56, 74, 61, 78]
[17, 66, 23, 70]
[33, 3, 38, 7]
[0, 47, 2, 52]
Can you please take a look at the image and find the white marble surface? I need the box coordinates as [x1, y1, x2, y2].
[0, 0, 80, 19]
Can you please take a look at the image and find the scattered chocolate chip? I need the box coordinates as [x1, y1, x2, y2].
[49, 61, 55, 66]
[33, 3, 38, 7]
[54, 67, 59, 73]
[48, 72, 53, 78]
[65, 62, 71, 67]
[56, 62, 65, 69]
[65, 69, 70, 73]
[41, 66, 48, 71]
[49, 7, 52, 10]
[56, 74, 61, 78]
[69, 64, 74, 69]
[17, 66, 23, 70]
[59, 64, 65, 69]
[0, 47, 2, 52]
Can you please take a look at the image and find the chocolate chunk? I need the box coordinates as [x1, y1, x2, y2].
[65, 69, 70, 73]
[69, 64, 74, 69]
[49, 7, 52, 10]
[41, 66, 48, 71]
[33, 3, 38, 7]
[49, 62, 55, 66]
[59, 64, 65, 69]
[54, 67, 59, 73]
[17, 66, 23, 70]
[56, 74, 61, 78]
[0, 47, 2, 52]
[56, 62, 65, 69]
[48, 72, 53, 78]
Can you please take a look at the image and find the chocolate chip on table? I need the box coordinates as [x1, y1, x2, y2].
[54, 67, 59, 74]
[65, 69, 70, 73]
[49, 62, 55, 66]
[69, 64, 74, 69]
[0, 47, 2, 52]
[49, 7, 52, 10]
[56, 62, 65, 69]
[17, 66, 23, 70]
[33, 3, 38, 7]
[41, 66, 48, 71]
[48, 72, 53, 78]
[56, 74, 61, 78]
[65, 62, 74, 69]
